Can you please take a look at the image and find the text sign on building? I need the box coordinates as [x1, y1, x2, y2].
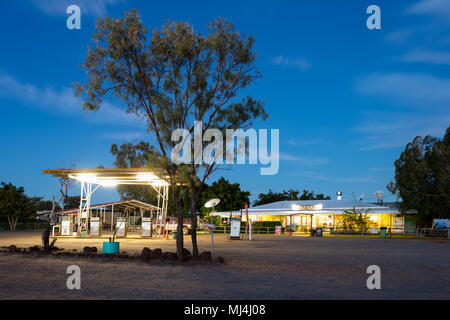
[292, 204, 323, 211]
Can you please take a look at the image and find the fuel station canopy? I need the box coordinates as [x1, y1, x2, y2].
[42, 168, 171, 187]
[42, 168, 172, 236]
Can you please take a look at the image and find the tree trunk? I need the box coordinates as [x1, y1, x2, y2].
[42, 220, 51, 250]
[7, 216, 15, 231]
[42, 196, 57, 250]
[189, 181, 199, 257]
[7, 216, 18, 231]
[174, 187, 184, 257]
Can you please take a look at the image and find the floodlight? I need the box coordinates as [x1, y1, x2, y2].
[70, 173, 97, 183]
[151, 180, 169, 187]
[136, 173, 158, 181]
[99, 180, 118, 187]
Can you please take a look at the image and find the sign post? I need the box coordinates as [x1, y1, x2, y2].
[205, 223, 216, 259]
[245, 202, 248, 236]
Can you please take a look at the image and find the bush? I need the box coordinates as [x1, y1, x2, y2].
[250, 221, 282, 234]
[251, 221, 281, 228]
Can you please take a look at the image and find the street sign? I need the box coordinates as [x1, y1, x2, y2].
[205, 223, 216, 229]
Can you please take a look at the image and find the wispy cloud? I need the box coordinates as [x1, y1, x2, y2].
[357, 72, 450, 108]
[385, 28, 418, 44]
[403, 50, 450, 65]
[407, 0, 450, 19]
[354, 112, 449, 151]
[296, 171, 379, 183]
[287, 138, 325, 147]
[101, 132, 144, 141]
[32, 0, 125, 16]
[386, 1, 450, 60]
[269, 55, 312, 71]
[355, 72, 450, 150]
[279, 153, 330, 166]
[369, 167, 393, 172]
[0, 70, 143, 126]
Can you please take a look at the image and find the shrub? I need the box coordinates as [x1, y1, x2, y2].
[251, 221, 281, 228]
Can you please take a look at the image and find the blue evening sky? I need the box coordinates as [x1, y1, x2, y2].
[0, 0, 449, 204]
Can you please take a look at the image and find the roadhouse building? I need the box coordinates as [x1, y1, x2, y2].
[212, 199, 414, 232]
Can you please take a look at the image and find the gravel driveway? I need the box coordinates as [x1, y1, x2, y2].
[0, 232, 449, 299]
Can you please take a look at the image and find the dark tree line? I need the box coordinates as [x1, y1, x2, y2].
[0, 182, 80, 231]
[253, 189, 331, 206]
[388, 126, 450, 223]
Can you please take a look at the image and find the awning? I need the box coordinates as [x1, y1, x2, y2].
[36, 199, 159, 216]
[42, 168, 172, 186]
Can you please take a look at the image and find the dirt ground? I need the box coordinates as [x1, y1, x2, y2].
[0, 232, 449, 300]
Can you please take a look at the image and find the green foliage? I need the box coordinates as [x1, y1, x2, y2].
[110, 141, 205, 217]
[342, 207, 371, 230]
[27, 196, 79, 212]
[199, 177, 250, 216]
[74, 10, 267, 255]
[253, 189, 331, 206]
[74, 11, 266, 167]
[110, 142, 159, 205]
[299, 190, 330, 201]
[0, 182, 33, 231]
[204, 215, 222, 226]
[64, 196, 80, 209]
[388, 126, 450, 223]
[251, 221, 281, 228]
[29, 197, 56, 212]
[0, 182, 32, 218]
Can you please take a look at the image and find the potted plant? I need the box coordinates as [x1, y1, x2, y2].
[102, 213, 128, 254]
[102, 230, 120, 254]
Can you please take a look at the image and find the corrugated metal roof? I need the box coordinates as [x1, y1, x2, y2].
[36, 199, 159, 216]
[212, 199, 400, 216]
[252, 199, 385, 210]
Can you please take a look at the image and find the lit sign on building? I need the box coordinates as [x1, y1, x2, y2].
[291, 204, 323, 211]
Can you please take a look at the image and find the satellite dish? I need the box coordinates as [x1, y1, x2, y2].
[205, 198, 220, 208]
[374, 190, 384, 204]
[374, 190, 384, 200]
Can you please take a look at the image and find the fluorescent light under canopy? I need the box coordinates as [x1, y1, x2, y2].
[43, 168, 171, 187]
